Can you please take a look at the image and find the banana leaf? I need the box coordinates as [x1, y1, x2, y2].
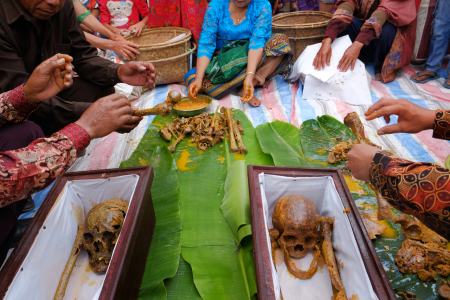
[255, 120, 322, 167]
[297, 115, 446, 299]
[122, 108, 270, 300]
[121, 146, 182, 300]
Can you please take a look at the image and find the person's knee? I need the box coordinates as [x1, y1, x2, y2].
[0, 121, 44, 152]
[378, 22, 397, 45]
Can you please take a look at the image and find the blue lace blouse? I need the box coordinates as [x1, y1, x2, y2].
[198, 0, 273, 60]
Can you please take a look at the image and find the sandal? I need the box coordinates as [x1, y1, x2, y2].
[410, 71, 439, 84]
[444, 74, 450, 89]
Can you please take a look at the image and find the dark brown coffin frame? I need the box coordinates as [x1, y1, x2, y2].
[0, 166, 155, 300]
[247, 165, 397, 300]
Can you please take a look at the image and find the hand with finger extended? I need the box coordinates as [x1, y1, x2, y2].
[365, 98, 436, 135]
[112, 39, 140, 60]
[338, 41, 363, 72]
[24, 53, 74, 104]
[346, 144, 381, 182]
[118, 61, 156, 88]
[75, 94, 143, 139]
[188, 78, 202, 99]
[240, 76, 254, 102]
[313, 37, 332, 70]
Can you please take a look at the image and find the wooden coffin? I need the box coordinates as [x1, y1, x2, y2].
[247, 165, 396, 300]
[0, 166, 155, 300]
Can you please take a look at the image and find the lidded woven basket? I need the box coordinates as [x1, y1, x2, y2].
[272, 11, 333, 60]
[126, 27, 194, 85]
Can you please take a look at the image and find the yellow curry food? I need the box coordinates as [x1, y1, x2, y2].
[174, 99, 209, 111]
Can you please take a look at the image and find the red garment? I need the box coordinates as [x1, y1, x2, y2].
[0, 85, 90, 208]
[370, 110, 450, 240]
[147, 0, 181, 28]
[181, 0, 209, 44]
[99, 0, 150, 29]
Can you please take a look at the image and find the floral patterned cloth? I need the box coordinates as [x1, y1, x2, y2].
[197, 0, 272, 60]
[147, 0, 181, 28]
[0, 85, 90, 208]
[181, 0, 209, 44]
[370, 110, 450, 240]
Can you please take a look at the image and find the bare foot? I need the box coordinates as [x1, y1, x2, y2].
[375, 73, 382, 81]
[247, 96, 261, 107]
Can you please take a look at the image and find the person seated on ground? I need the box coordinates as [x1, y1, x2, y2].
[186, 0, 293, 107]
[410, 0, 450, 89]
[99, 0, 149, 37]
[0, 0, 155, 137]
[346, 98, 450, 240]
[73, 0, 141, 60]
[313, 0, 417, 83]
[277, 0, 335, 13]
[0, 54, 143, 266]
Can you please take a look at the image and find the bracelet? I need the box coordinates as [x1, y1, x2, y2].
[246, 72, 255, 77]
[77, 11, 91, 22]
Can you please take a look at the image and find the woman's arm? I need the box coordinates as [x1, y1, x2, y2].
[84, 33, 139, 60]
[241, 48, 263, 102]
[73, 0, 114, 38]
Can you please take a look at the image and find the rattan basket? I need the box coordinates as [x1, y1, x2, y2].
[126, 27, 192, 61]
[149, 43, 196, 86]
[126, 27, 194, 85]
[272, 11, 332, 60]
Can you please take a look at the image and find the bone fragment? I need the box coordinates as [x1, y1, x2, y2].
[320, 216, 348, 300]
[158, 127, 172, 141]
[376, 191, 393, 221]
[53, 225, 84, 300]
[133, 102, 172, 117]
[439, 280, 450, 300]
[221, 107, 238, 153]
[168, 133, 186, 153]
[284, 245, 321, 279]
[394, 213, 448, 247]
[232, 118, 247, 154]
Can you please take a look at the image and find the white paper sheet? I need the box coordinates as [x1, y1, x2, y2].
[5, 175, 139, 300]
[259, 174, 378, 300]
[289, 35, 372, 105]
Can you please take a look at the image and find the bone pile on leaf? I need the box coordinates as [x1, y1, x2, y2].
[158, 107, 247, 154]
[395, 238, 450, 282]
[133, 90, 181, 117]
[53, 199, 128, 300]
[269, 195, 348, 300]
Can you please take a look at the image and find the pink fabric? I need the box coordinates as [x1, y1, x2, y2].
[377, 0, 417, 27]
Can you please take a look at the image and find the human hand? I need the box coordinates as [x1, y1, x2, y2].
[240, 75, 254, 102]
[24, 54, 74, 104]
[365, 98, 436, 135]
[346, 144, 381, 182]
[188, 78, 202, 99]
[75, 94, 143, 139]
[111, 28, 126, 36]
[110, 33, 127, 42]
[111, 39, 140, 60]
[313, 37, 332, 70]
[117, 61, 156, 88]
[338, 41, 363, 72]
[129, 22, 146, 36]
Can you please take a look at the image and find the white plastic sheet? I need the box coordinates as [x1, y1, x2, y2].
[289, 35, 372, 105]
[259, 174, 378, 300]
[5, 175, 139, 300]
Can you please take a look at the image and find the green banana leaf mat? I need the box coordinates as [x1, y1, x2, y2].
[121, 110, 445, 299]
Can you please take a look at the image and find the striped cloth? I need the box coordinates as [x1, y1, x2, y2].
[22, 63, 450, 219]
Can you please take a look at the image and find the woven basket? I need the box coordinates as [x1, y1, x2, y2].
[149, 42, 196, 86]
[126, 27, 192, 61]
[272, 11, 332, 60]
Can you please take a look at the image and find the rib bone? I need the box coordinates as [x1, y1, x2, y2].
[221, 107, 238, 153]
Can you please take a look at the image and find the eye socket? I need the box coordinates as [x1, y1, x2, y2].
[304, 236, 315, 247]
[84, 233, 94, 243]
[283, 235, 296, 243]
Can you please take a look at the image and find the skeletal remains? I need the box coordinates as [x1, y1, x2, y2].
[53, 199, 129, 300]
[158, 106, 247, 154]
[269, 195, 347, 300]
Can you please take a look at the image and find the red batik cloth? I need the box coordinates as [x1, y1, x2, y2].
[0, 85, 90, 208]
[147, 0, 181, 28]
[370, 110, 450, 240]
[181, 0, 209, 44]
[324, 0, 417, 83]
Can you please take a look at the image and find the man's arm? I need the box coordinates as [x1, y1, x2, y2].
[0, 85, 38, 127]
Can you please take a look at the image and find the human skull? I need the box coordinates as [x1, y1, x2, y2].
[272, 195, 319, 258]
[83, 199, 129, 273]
